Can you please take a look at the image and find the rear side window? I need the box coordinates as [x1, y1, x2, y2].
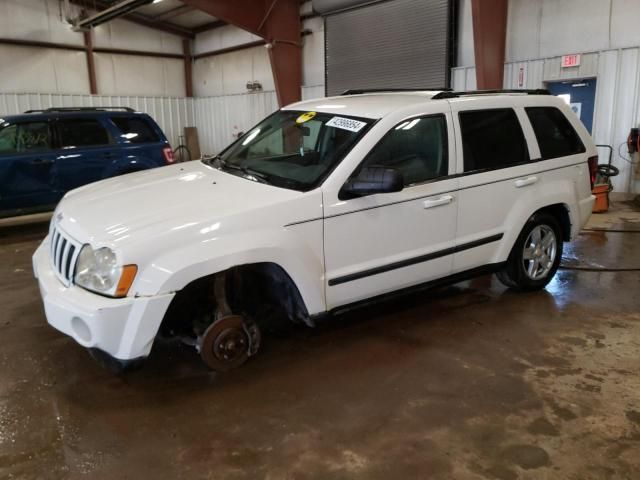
[525, 107, 585, 159]
[459, 109, 529, 172]
[360, 115, 448, 185]
[0, 122, 51, 154]
[110, 116, 160, 144]
[58, 119, 111, 148]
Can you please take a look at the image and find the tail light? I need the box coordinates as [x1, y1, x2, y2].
[587, 155, 598, 189]
[163, 146, 175, 164]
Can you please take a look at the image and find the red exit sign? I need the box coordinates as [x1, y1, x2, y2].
[561, 54, 581, 68]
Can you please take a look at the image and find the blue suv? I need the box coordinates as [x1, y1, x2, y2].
[0, 107, 174, 218]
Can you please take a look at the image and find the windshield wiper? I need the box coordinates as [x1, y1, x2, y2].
[201, 154, 221, 167]
[218, 158, 269, 183]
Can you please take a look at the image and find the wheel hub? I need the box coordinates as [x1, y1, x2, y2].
[198, 315, 260, 371]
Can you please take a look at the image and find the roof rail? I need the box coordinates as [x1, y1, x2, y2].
[341, 88, 453, 95]
[24, 106, 136, 113]
[431, 89, 551, 100]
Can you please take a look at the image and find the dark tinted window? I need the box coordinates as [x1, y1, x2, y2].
[459, 109, 529, 172]
[58, 119, 111, 148]
[0, 122, 51, 154]
[110, 116, 160, 144]
[526, 107, 585, 159]
[360, 115, 448, 185]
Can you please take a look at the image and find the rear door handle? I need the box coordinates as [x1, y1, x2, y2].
[423, 195, 454, 209]
[29, 158, 54, 165]
[515, 176, 538, 188]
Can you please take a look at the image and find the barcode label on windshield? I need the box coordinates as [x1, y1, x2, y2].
[326, 116, 367, 132]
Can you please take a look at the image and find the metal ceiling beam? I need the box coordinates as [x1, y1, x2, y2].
[471, 0, 508, 89]
[181, 0, 302, 106]
[68, 0, 195, 38]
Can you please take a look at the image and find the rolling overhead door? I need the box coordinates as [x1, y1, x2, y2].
[317, 0, 454, 96]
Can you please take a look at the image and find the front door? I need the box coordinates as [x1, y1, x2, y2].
[323, 113, 458, 309]
[0, 120, 58, 214]
[546, 79, 597, 133]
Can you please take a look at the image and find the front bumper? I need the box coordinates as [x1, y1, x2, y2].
[33, 238, 175, 361]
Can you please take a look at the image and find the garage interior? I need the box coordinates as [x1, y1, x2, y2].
[1, 0, 640, 479]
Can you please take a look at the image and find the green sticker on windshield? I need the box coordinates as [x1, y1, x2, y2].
[296, 111, 316, 124]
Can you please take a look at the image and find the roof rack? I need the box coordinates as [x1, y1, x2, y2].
[431, 89, 550, 100]
[24, 107, 136, 113]
[341, 88, 453, 95]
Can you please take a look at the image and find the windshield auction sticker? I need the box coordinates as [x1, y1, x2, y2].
[326, 116, 367, 132]
[296, 111, 317, 124]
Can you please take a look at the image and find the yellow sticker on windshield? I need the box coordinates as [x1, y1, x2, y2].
[296, 111, 316, 124]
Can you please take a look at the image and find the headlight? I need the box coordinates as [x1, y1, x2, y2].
[74, 245, 137, 298]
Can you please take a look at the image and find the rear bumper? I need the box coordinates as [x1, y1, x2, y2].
[33, 239, 174, 361]
[574, 194, 596, 238]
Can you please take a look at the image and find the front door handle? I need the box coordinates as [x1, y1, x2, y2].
[423, 195, 454, 209]
[30, 158, 54, 165]
[515, 176, 538, 188]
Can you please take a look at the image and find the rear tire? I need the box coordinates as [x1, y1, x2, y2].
[496, 212, 563, 291]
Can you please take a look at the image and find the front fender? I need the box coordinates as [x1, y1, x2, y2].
[131, 222, 326, 316]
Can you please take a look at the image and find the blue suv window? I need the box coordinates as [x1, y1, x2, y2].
[58, 119, 111, 148]
[0, 122, 51, 154]
[110, 117, 160, 144]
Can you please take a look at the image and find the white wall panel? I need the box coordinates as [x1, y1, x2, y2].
[457, 0, 475, 66]
[0, 45, 89, 94]
[0, 0, 84, 46]
[195, 85, 325, 155]
[0, 92, 195, 151]
[94, 54, 185, 97]
[93, 18, 182, 54]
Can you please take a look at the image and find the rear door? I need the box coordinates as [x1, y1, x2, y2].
[450, 99, 541, 274]
[52, 116, 123, 194]
[0, 119, 58, 213]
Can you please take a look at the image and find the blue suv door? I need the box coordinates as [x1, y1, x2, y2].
[0, 119, 58, 213]
[52, 116, 124, 194]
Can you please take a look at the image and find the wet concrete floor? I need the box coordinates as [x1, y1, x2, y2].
[1, 204, 639, 479]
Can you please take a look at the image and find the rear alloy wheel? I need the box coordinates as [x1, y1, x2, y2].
[496, 213, 563, 291]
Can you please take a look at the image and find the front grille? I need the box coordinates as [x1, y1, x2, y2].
[49, 225, 82, 286]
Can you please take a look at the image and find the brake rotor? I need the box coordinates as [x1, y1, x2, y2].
[198, 315, 260, 372]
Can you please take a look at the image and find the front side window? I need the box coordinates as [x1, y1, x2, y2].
[209, 111, 373, 191]
[459, 109, 529, 172]
[58, 119, 111, 148]
[358, 115, 448, 186]
[525, 107, 585, 159]
[110, 116, 160, 144]
[0, 122, 51, 154]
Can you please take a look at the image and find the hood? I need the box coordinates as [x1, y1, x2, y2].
[57, 161, 303, 248]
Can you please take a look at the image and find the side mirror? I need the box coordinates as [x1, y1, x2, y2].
[340, 166, 404, 199]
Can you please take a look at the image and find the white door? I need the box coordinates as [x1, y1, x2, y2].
[323, 113, 459, 309]
[450, 101, 542, 274]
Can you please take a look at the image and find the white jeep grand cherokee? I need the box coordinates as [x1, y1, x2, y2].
[33, 89, 596, 372]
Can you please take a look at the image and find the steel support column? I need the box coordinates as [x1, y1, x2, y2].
[471, 0, 508, 90]
[83, 31, 98, 95]
[181, 0, 301, 106]
[183, 38, 194, 97]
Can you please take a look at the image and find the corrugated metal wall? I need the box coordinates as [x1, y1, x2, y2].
[195, 85, 325, 155]
[452, 48, 640, 193]
[0, 86, 326, 157]
[0, 92, 195, 150]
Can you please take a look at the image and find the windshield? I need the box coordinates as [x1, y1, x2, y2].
[205, 110, 373, 191]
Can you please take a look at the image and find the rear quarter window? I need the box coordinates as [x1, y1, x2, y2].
[525, 107, 586, 159]
[110, 116, 160, 144]
[459, 108, 529, 172]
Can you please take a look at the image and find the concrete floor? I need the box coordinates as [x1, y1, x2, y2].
[1, 201, 640, 480]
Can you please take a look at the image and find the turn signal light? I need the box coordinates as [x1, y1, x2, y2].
[115, 265, 138, 297]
